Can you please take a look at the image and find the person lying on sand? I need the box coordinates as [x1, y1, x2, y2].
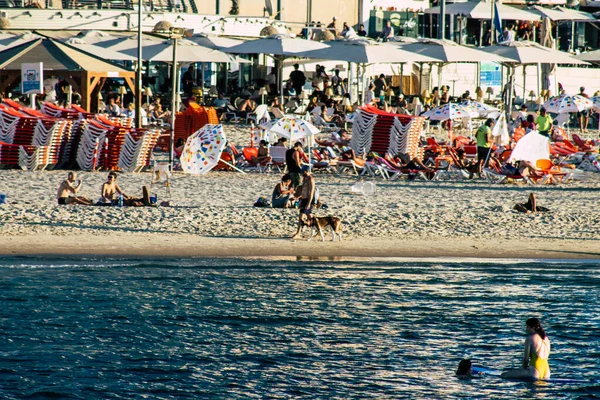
[100, 172, 150, 207]
[56, 172, 93, 205]
[514, 193, 549, 213]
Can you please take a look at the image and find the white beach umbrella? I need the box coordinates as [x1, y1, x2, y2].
[226, 34, 329, 56]
[509, 131, 550, 165]
[63, 38, 136, 61]
[75, 30, 117, 44]
[528, 5, 596, 22]
[118, 39, 238, 63]
[260, 116, 320, 142]
[543, 94, 594, 114]
[576, 49, 600, 63]
[227, 34, 330, 102]
[480, 41, 588, 65]
[424, 1, 540, 21]
[190, 33, 244, 50]
[398, 39, 510, 63]
[94, 35, 161, 52]
[294, 38, 439, 64]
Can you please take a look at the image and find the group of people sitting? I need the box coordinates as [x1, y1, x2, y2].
[56, 172, 153, 207]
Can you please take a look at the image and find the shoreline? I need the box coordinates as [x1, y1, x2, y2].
[3, 234, 599, 260]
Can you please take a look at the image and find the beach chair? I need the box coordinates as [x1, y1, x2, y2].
[271, 107, 285, 119]
[264, 145, 287, 173]
[224, 104, 243, 123]
[247, 104, 270, 126]
[482, 158, 528, 184]
[535, 158, 573, 184]
[572, 134, 596, 152]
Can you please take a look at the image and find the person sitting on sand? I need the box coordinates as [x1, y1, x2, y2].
[514, 193, 549, 213]
[501, 318, 551, 380]
[100, 172, 150, 207]
[272, 174, 296, 209]
[56, 172, 93, 205]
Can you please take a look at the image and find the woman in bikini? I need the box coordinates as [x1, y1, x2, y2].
[501, 317, 551, 380]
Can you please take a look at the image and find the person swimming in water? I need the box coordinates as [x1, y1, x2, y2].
[501, 318, 551, 380]
[456, 359, 473, 378]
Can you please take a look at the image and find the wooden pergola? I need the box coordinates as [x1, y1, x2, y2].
[0, 37, 134, 113]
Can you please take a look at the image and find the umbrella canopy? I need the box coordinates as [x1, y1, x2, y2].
[0, 32, 41, 50]
[74, 30, 117, 44]
[424, 1, 540, 21]
[190, 33, 245, 50]
[261, 116, 320, 142]
[398, 39, 509, 63]
[0, 37, 134, 73]
[226, 34, 329, 56]
[543, 94, 594, 114]
[94, 35, 161, 52]
[118, 39, 238, 63]
[529, 5, 596, 21]
[63, 38, 136, 61]
[590, 96, 600, 112]
[423, 103, 477, 120]
[293, 38, 439, 64]
[181, 124, 227, 175]
[576, 49, 600, 63]
[509, 131, 550, 164]
[480, 41, 588, 65]
[460, 100, 499, 118]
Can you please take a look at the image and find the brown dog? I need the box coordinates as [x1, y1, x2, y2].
[296, 214, 343, 242]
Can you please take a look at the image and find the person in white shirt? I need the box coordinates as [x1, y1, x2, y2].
[341, 22, 356, 38]
[105, 97, 121, 117]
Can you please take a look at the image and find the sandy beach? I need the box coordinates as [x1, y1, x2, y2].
[1, 124, 600, 260]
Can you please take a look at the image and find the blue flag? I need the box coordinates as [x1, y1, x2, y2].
[493, 2, 503, 42]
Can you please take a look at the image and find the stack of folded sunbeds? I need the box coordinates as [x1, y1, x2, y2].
[118, 128, 162, 172]
[351, 106, 424, 158]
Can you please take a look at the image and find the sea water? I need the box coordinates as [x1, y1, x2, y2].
[1, 257, 599, 399]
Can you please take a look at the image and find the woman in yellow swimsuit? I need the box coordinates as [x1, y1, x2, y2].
[502, 318, 551, 380]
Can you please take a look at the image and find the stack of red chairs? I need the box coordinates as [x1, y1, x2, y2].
[352, 106, 425, 159]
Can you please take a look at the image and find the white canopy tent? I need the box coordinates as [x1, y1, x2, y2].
[227, 34, 330, 102]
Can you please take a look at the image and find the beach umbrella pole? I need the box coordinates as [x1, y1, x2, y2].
[169, 37, 179, 171]
[221, 159, 246, 174]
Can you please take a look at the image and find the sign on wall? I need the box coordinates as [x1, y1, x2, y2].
[21, 63, 43, 95]
[480, 62, 501, 90]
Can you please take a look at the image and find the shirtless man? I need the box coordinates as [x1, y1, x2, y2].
[101, 172, 150, 207]
[56, 172, 93, 205]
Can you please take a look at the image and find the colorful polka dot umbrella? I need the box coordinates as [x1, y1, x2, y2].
[260, 115, 320, 142]
[460, 100, 499, 118]
[543, 94, 593, 114]
[181, 124, 227, 175]
[423, 102, 477, 121]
